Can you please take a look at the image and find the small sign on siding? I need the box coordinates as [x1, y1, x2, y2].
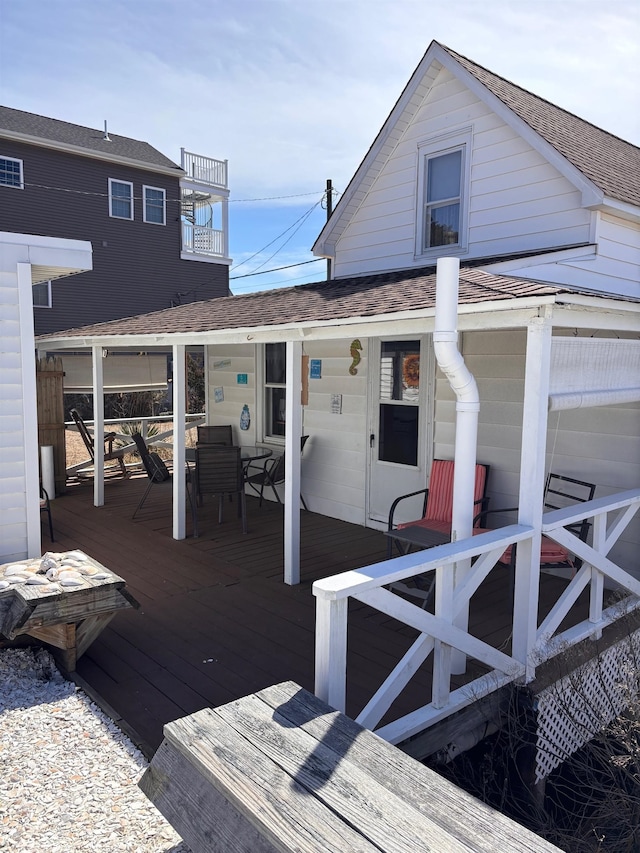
[310, 359, 322, 379]
[237, 374, 248, 385]
[214, 387, 224, 403]
[330, 393, 342, 414]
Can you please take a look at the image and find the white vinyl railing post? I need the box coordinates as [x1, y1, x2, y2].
[513, 314, 552, 679]
[92, 345, 105, 507]
[589, 512, 606, 638]
[172, 344, 187, 540]
[314, 595, 348, 712]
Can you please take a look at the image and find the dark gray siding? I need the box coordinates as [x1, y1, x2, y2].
[0, 139, 229, 334]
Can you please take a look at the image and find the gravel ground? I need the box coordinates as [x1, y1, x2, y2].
[0, 648, 191, 853]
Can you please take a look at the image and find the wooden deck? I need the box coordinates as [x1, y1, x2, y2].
[35, 471, 578, 757]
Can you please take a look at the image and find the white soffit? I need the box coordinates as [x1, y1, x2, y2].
[549, 337, 640, 411]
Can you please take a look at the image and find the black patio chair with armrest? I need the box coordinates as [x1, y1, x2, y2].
[245, 436, 309, 509]
[131, 432, 197, 534]
[473, 472, 596, 580]
[195, 444, 247, 534]
[69, 408, 128, 477]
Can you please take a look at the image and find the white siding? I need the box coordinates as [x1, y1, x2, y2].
[489, 213, 640, 298]
[205, 343, 257, 445]
[333, 67, 592, 279]
[435, 330, 640, 577]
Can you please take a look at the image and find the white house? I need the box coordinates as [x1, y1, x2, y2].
[36, 42, 639, 586]
[0, 232, 92, 563]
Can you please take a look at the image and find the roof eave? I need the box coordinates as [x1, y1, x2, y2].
[0, 129, 184, 176]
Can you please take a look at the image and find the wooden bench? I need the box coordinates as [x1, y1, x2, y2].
[140, 681, 562, 853]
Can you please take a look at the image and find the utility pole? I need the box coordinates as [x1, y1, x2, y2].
[325, 179, 333, 280]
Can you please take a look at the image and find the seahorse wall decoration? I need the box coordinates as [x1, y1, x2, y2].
[349, 339, 363, 375]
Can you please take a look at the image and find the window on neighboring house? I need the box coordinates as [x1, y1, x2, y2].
[33, 281, 52, 308]
[265, 342, 286, 439]
[143, 185, 166, 225]
[109, 179, 134, 219]
[0, 156, 23, 188]
[416, 129, 471, 256]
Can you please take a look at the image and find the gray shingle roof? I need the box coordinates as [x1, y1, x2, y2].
[38, 266, 579, 341]
[0, 105, 181, 171]
[442, 45, 640, 208]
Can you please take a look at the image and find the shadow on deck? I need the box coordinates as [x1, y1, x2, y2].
[37, 472, 582, 757]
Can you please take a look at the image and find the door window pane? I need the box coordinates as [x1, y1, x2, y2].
[379, 404, 418, 465]
[380, 341, 420, 402]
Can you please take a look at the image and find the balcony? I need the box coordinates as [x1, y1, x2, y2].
[181, 149, 228, 190]
[180, 149, 230, 262]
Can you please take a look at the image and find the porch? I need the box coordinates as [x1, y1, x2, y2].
[35, 470, 594, 758]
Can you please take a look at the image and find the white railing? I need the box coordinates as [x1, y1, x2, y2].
[181, 150, 228, 189]
[313, 489, 640, 745]
[181, 222, 225, 257]
[66, 413, 205, 474]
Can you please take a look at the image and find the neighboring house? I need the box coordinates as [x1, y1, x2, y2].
[0, 105, 231, 338]
[37, 42, 640, 585]
[0, 231, 92, 563]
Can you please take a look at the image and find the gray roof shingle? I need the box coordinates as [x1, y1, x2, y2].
[38, 266, 594, 342]
[442, 45, 640, 207]
[0, 105, 181, 171]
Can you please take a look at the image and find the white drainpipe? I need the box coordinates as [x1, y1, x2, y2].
[433, 257, 480, 541]
[433, 257, 480, 675]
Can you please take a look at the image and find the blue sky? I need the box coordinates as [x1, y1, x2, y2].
[1, 0, 639, 293]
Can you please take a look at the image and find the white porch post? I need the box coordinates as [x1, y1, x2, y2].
[284, 340, 303, 585]
[17, 263, 41, 558]
[172, 344, 187, 540]
[512, 312, 553, 678]
[91, 345, 105, 507]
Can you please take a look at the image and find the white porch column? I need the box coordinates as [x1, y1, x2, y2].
[284, 340, 303, 585]
[512, 312, 553, 678]
[91, 345, 105, 507]
[17, 263, 41, 558]
[172, 344, 187, 540]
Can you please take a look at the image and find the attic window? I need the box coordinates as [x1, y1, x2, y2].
[416, 129, 471, 257]
[0, 156, 23, 188]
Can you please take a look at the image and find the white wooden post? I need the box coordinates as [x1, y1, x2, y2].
[172, 344, 187, 540]
[512, 314, 552, 678]
[92, 345, 105, 507]
[589, 512, 605, 639]
[17, 263, 41, 558]
[284, 340, 302, 585]
[314, 595, 348, 712]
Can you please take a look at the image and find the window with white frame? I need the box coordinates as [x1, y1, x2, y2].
[416, 129, 471, 256]
[264, 342, 286, 439]
[143, 185, 166, 225]
[109, 178, 134, 219]
[32, 281, 52, 308]
[0, 156, 23, 188]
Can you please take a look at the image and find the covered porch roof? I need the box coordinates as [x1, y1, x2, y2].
[36, 264, 640, 351]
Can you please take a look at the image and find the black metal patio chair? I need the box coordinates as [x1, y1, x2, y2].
[131, 432, 197, 534]
[195, 444, 247, 534]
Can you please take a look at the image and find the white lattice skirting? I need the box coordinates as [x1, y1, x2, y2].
[535, 631, 640, 783]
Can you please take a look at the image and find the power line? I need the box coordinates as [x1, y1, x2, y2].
[230, 258, 322, 280]
[21, 181, 332, 205]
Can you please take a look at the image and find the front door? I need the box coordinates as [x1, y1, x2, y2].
[367, 337, 433, 526]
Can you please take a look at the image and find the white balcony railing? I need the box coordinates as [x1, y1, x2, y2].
[181, 149, 228, 189]
[313, 488, 640, 745]
[181, 223, 225, 258]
